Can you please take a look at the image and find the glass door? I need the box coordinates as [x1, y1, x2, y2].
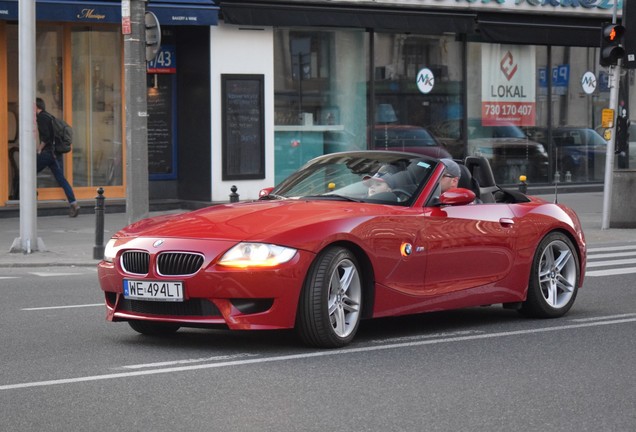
[71, 27, 123, 188]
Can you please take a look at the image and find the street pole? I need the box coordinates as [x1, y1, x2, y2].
[123, 0, 149, 225]
[11, 0, 45, 253]
[601, 1, 620, 230]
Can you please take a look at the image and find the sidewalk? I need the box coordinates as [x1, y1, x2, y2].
[0, 208, 181, 268]
[0, 192, 635, 268]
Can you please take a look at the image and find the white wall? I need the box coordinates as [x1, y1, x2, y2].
[209, 22, 274, 201]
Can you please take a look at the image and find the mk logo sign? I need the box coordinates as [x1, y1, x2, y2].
[416, 68, 435, 94]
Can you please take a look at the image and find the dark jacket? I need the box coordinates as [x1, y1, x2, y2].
[36, 110, 55, 151]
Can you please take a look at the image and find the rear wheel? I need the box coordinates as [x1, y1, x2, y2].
[520, 232, 579, 318]
[297, 246, 363, 348]
[128, 320, 180, 336]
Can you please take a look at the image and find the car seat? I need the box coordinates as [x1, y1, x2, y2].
[457, 163, 481, 201]
[465, 156, 497, 203]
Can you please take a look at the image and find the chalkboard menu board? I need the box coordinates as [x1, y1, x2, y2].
[222, 74, 265, 180]
[147, 74, 176, 179]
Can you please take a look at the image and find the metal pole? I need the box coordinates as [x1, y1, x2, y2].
[11, 0, 44, 253]
[601, 2, 620, 230]
[124, 0, 149, 225]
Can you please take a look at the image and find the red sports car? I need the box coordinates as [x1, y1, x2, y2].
[98, 152, 586, 348]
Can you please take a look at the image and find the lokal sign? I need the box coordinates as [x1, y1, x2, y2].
[481, 45, 536, 127]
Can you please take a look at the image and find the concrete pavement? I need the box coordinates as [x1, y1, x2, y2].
[0, 191, 635, 268]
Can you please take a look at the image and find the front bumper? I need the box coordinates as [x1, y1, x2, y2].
[97, 237, 315, 330]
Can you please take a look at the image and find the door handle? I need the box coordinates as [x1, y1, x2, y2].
[499, 218, 515, 228]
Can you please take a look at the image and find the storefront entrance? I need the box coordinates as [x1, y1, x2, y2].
[2, 22, 124, 206]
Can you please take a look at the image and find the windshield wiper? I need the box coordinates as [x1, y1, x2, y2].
[303, 194, 362, 202]
[259, 193, 287, 200]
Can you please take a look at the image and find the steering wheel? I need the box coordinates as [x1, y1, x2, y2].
[391, 188, 412, 202]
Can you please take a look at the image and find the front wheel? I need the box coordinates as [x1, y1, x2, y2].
[296, 246, 363, 348]
[520, 232, 579, 318]
[128, 320, 181, 336]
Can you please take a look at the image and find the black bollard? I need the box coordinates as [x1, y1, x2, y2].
[93, 187, 105, 260]
[229, 185, 239, 203]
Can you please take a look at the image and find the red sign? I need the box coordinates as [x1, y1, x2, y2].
[481, 101, 536, 126]
[122, 17, 131, 35]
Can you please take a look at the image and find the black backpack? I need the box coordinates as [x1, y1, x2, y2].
[51, 116, 73, 154]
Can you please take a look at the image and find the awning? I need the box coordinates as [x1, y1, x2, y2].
[0, 0, 219, 26]
[220, 1, 476, 35]
[476, 13, 606, 47]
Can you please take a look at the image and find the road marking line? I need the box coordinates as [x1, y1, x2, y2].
[29, 272, 85, 277]
[0, 277, 19, 280]
[586, 258, 636, 268]
[587, 245, 636, 253]
[121, 353, 259, 369]
[571, 313, 636, 322]
[587, 251, 636, 260]
[586, 267, 636, 277]
[2, 317, 636, 391]
[22, 303, 103, 311]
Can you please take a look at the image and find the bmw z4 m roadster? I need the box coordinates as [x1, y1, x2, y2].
[98, 151, 586, 348]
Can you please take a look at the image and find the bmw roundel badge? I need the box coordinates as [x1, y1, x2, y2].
[153, 239, 164, 248]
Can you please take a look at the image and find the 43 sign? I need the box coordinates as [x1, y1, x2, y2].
[147, 45, 176, 74]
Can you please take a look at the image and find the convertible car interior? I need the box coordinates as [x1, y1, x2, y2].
[462, 156, 530, 205]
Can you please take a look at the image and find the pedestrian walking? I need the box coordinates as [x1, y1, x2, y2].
[35, 97, 80, 217]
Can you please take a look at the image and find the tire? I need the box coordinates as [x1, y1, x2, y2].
[520, 232, 579, 318]
[128, 320, 180, 336]
[296, 246, 363, 348]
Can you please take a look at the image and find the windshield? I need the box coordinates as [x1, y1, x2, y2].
[270, 152, 437, 206]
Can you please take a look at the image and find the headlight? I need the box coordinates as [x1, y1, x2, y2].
[218, 243, 297, 268]
[103, 238, 117, 263]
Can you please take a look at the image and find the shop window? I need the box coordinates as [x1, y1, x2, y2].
[467, 43, 550, 185]
[71, 27, 123, 188]
[549, 46, 609, 182]
[273, 29, 368, 184]
[373, 34, 464, 161]
[467, 42, 614, 185]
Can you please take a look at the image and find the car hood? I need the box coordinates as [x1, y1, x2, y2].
[115, 200, 392, 245]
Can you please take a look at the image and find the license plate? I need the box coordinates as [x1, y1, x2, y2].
[124, 280, 184, 302]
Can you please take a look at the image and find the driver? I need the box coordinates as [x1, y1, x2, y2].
[439, 158, 461, 193]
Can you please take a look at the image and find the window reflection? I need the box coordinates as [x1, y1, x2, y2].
[373, 34, 463, 160]
[274, 29, 368, 184]
[71, 27, 123, 187]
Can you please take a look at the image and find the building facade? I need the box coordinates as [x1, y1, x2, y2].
[219, 0, 635, 199]
[2, 0, 635, 208]
[1, 0, 218, 207]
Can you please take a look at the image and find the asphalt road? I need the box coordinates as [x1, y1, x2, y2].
[1, 246, 635, 432]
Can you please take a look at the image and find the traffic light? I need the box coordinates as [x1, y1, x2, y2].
[616, 115, 630, 154]
[599, 22, 625, 67]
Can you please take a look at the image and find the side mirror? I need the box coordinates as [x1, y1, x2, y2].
[259, 187, 274, 198]
[439, 188, 476, 206]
